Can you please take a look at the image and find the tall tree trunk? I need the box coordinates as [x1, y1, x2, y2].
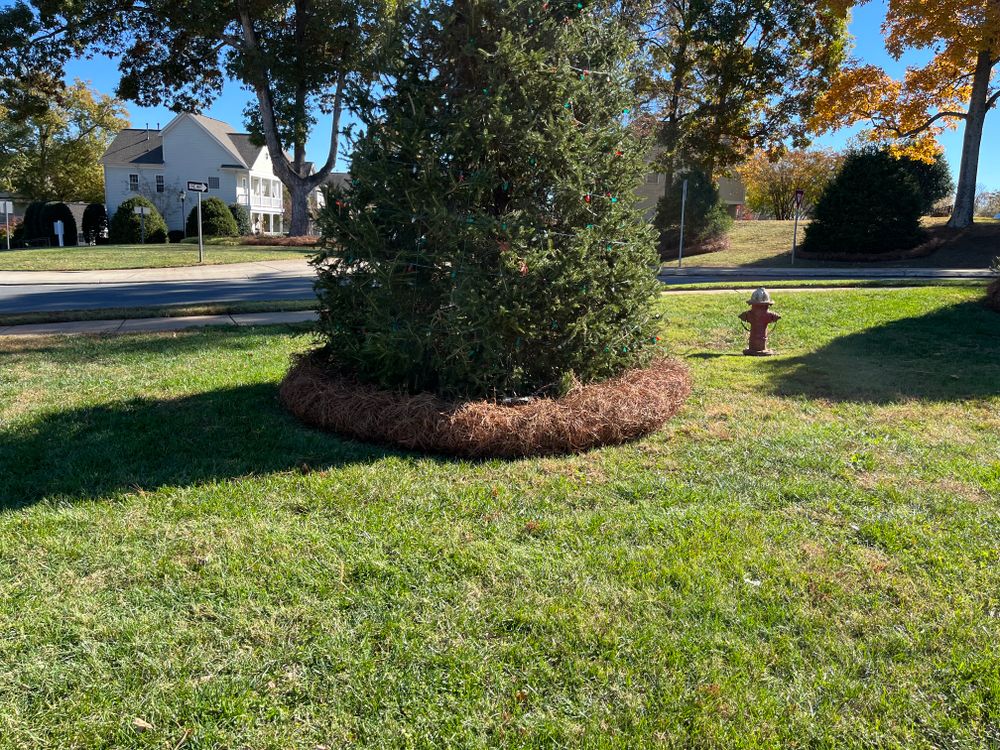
[287, 182, 312, 235]
[235, 2, 345, 236]
[948, 50, 992, 229]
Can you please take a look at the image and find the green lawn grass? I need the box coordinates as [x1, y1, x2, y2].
[0, 243, 313, 271]
[672, 217, 1000, 269]
[1, 286, 998, 748]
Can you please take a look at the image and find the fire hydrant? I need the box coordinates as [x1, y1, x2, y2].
[739, 287, 780, 356]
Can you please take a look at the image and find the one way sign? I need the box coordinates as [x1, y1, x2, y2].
[187, 181, 209, 192]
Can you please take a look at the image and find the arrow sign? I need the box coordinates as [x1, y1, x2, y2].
[187, 181, 209, 193]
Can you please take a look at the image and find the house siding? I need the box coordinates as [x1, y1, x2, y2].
[103, 114, 287, 234]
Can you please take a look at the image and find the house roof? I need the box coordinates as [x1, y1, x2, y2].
[227, 133, 265, 168]
[102, 129, 165, 166]
[102, 113, 268, 169]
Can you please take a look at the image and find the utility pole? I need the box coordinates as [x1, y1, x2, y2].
[678, 178, 688, 269]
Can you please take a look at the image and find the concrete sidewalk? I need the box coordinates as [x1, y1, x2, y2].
[0, 259, 312, 286]
[0, 310, 318, 337]
[658, 266, 994, 284]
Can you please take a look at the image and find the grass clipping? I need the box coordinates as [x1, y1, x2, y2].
[280, 353, 692, 458]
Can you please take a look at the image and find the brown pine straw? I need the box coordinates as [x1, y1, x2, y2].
[279, 353, 692, 458]
[987, 279, 1000, 312]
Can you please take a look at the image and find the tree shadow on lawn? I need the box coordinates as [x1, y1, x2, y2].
[0, 382, 405, 511]
[770, 300, 1000, 403]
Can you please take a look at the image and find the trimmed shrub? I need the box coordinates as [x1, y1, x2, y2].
[42, 202, 79, 246]
[802, 148, 925, 256]
[186, 197, 238, 237]
[167, 229, 185, 244]
[229, 203, 251, 235]
[655, 169, 733, 258]
[109, 196, 168, 244]
[82, 203, 109, 244]
[22, 201, 46, 242]
[898, 152, 954, 215]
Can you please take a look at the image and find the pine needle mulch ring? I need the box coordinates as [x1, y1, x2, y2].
[279, 353, 692, 458]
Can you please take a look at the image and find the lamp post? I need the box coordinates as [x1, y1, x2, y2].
[179, 191, 187, 238]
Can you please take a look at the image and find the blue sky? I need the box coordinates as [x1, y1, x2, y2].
[60, 1, 999, 188]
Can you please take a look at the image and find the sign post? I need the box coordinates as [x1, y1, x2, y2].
[678, 178, 689, 269]
[1, 201, 12, 251]
[133, 205, 151, 244]
[186, 181, 209, 263]
[53, 220, 65, 247]
[791, 188, 805, 265]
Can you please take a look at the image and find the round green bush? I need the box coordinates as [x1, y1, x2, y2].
[109, 196, 168, 244]
[655, 169, 733, 258]
[42, 202, 79, 246]
[229, 203, 251, 235]
[802, 148, 925, 256]
[186, 197, 239, 237]
[82, 203, 109, 244]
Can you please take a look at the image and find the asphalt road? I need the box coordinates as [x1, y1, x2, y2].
[0, 262, 991, 314]
[0, 268, 315, 314]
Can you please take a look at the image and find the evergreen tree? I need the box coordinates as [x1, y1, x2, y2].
[315, 0, 660, 399]
[801, 148, 924, 255]
[655, 168, 732, 258]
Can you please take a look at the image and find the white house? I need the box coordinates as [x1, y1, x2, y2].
[102, 113, 293, 234]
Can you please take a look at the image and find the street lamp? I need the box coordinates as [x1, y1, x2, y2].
[179, 191, 187, 238]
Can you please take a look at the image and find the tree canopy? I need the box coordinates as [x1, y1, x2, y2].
[642, 0, 849, 178]
[738, 148, 843, 219]
[0, 0, 396, 235]
[811, 0, 999, 227]
[0, 79, 128, 203]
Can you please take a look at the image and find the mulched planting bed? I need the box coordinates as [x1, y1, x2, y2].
[795, 230, 947, 262]
[280, 353, 692, 458]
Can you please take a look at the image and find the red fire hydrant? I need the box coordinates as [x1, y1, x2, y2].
[739, 287, 780, 356]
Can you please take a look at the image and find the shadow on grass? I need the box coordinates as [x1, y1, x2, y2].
[0, 382, 402, 510]
[771, 300, 1000, 403]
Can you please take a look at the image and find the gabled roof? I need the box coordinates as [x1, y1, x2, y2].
[101, 129, 164, 166]
[103, 113, 269, 170]
[228, 132, 266, 168]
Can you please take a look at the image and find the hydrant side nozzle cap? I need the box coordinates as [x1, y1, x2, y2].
[748, 287, 774, 305]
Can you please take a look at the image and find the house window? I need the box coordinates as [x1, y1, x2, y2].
[208, 176, 220, 190]
[155, 175, 164, 193]
[129, 174, 139, 192]
[645, 173, 660, 185]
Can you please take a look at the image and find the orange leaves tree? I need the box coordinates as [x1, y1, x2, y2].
[812, 0, 999, 227]
[737, 148, 843, 219]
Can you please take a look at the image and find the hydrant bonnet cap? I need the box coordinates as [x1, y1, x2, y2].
[748, 287, 774, 305]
